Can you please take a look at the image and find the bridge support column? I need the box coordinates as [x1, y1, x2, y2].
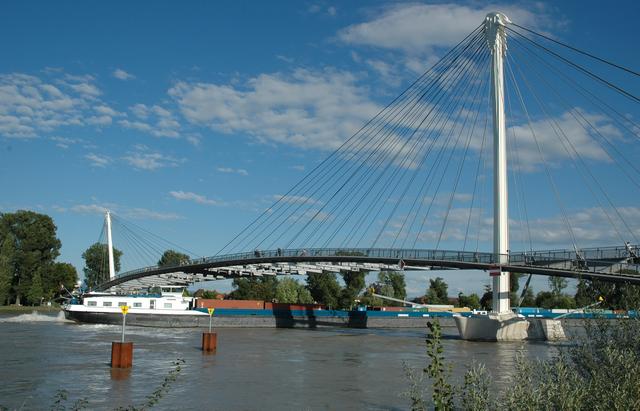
[487, 11, 511, 314]
[455, 12, 529, 341]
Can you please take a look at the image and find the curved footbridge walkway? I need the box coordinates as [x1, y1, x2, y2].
[96, 245, 640, 292]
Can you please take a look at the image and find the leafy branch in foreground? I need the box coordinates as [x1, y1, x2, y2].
[0, 359, 187, 411]
[407, 317, 640, 410]
[114, 358, 186, 411]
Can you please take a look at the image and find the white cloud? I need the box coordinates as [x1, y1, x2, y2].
[169, 190, 225, 206]
[95, 105, 120, 117]
[273, 194, 319, 205]
[0, 72, 113, 138]
[113, 68, 135, 81]
[337, 3, 556, 75]
[338, 3, 542, 53]
[50, 136, 82, 149]
[69, 82, 101, 97]
[120, 103, 180, 138]
[124, 208, 182, 220]
[217, 167, 248, 176]
[122, 150, 183, 170]
[169, 68, 380, 150]
[65, 203, 181, 220]
[504, 110, 616, 171]
[70, 204, 108, 214]
[85, 152, 111, 167]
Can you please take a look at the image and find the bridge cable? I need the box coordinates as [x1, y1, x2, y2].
[387, 47, 490, 250]
[361, 44, 489, 249]
[408, 54, 490, 250]
[217, 25, 484, 255]
[112, 214, 200, 258]
[341, 39, 490, 249]
[506, 33, 640, 140]
[510, 23, 640, 78]
[325, 38, 489, 250]
[506, 26, 640, 104]
[294, 33, 488, 250]
[462, 97, 489, 252]
[275, 33, 487, 250]
[508, 34, 640, 188]
[505, 85, 534, 254]
[372, 47, 490, 250]
[435, 65, 491, 250]
[507, 47, 638, 244]
[506, 58, 581, 252]
[245, 30, 486, 252]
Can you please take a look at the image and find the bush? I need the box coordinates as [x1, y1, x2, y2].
[407, 318, 640, 410]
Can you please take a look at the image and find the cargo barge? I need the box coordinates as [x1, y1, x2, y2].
[64, 287, 632, 329]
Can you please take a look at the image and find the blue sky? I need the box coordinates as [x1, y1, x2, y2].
[1, 1, 639, 297]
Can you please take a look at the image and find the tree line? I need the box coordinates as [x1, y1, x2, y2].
[222, 270, 407, 309]
[0, 211, 78, 305]
[423, 272, 640, 311]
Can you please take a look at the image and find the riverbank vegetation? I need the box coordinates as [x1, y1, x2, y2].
[407, 318, 640, 410]
[225, 269, 407, 309]
[0, 211, 78, 306]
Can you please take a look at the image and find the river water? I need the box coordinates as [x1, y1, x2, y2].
[0, 312, 561, 410]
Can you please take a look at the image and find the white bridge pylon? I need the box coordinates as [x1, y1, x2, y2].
[486, 12, 512, 313]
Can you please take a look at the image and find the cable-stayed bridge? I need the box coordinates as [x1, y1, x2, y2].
[90, 13, 640, 315]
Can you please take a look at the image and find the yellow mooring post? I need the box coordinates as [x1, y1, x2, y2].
[111, 305, 133, 368]
[202, 307, 217, 353]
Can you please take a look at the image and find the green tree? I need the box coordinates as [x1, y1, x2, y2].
[306, 272, 341, 308]
[535, 291, 555, 309]
[0, 211, 62, 305]
[457, 292, 481, 309]
[549, 276, 568, 296]
[510, 272, 522, 303]
[157, 250, 191, 267]
[275, 277, 313, 304]
[339, 271, 366, 309]
[574, 278, 592, 307]
[378, 271, 407, 304]
[297, 287, 313, 304]
[520, 287, 536, 307]
[194, 289, 221, 299]
[479, 284, 492, 310]
[578, 275, 640, 310]
[0, 233, 16, 305]
[229, 276, 278, 301]
[27, 270, 44, 305]
[82, 242, 122, 289]
[276, 277, 300, 303]
[44, 262, 78, 301]
[425, 277, 449, 305]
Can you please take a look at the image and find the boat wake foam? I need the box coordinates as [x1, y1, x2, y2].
[0, 311, 71, 323]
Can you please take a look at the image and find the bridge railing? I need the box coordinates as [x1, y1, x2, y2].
[113, 247, 502, 280]
[111, 245, 639, 282]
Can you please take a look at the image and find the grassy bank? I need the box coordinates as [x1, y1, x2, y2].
[0, 305, 61, 314]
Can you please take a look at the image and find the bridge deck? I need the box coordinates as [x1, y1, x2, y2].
[95, 246, 640, 292]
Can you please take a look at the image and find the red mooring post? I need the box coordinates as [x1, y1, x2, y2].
[202, 307, 217, 353]
[111, 305, 133, 368]
[111, 341, 133, 368]
[202, 332, 217, 352]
